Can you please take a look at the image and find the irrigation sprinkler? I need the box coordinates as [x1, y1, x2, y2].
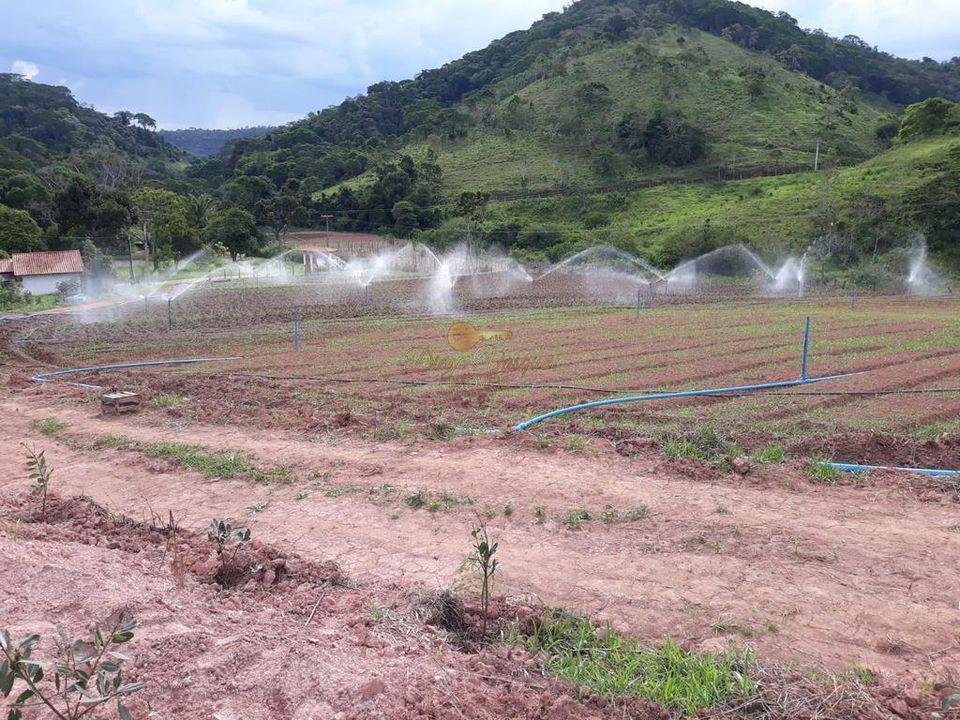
[800, 315, 811, 381]
[293, 312, 301, 352]
[167, 299, 173, 333]
[635, 287, 643, 319]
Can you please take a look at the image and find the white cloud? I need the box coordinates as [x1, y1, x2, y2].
[753, 0, 960, 60]
[11, 60, 40, 80]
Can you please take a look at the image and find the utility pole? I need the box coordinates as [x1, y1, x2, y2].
[320, 214, 333, 237]
[126, 232, 135, 283]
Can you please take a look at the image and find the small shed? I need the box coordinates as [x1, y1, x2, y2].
[0, 259, 13, 283]
[10, 250, 84, 295]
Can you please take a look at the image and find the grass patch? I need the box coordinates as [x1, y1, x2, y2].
[848, 665, 877, 686]
[404, 489, 475, 512]
[564, 435, 588, 453]
[150, 394, 182, 409]
[517, 612, 752, 715]
[31, 417, 67, 436]
[373, 420, 412, 442]
[754, 445, 785, 464]
[534, 434, 553, 451]
[145, 442, 263, 480]
[89, 434, 133, 450]
[323, 485, 365, 497]
[806, 459, 845, 486]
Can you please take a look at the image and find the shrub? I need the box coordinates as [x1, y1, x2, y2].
[468, 523, 500, 639]
[208, 518, 252, 586]
[23, 444, 52, 519]
[1, 611, 144, 720]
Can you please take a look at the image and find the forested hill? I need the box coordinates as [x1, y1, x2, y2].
[0, 74, 184, 173]
[160, 126, 276, 157]
[218, 0, 959, 164]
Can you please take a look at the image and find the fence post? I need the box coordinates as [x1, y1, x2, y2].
[800, 316, 811, 381]
[293, 312, 301, 352]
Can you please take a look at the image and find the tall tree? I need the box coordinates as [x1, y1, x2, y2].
[131, 188, 194, 269]
[0, 204, 44, 255]
[202, 207, 262, 260]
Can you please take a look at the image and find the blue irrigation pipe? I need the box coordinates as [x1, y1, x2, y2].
[512, 371, 861, 431]
[32, 357, 243, 390]
[825, 462, 960, 478]
[514, 314, 851, 431]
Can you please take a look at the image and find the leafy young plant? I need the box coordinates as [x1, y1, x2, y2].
[208, 518, 252, 585]
[23, 444, 52, 519]
[469, 523, 500, 639]
[0, 611, 144, 720]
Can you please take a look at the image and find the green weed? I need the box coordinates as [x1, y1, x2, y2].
[150, 394, 181, 409]
[754, 445, 785, 464]
[90, 434, 133, 450]
[145, 442, 261, 480]
[374, 420, 412, 442]
[806, 460, 844, 485]
[562, 509, 592, 530]
[520, 612, 752, 715]
[30, 417, 66, 436]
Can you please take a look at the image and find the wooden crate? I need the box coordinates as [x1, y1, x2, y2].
[101, 391, 142, 415]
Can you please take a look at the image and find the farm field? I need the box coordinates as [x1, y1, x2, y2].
[16, 293, 960, 465]
[3, 291, 960, 719]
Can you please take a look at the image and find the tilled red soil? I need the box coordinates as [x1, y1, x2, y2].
[1, 493, 945, 720]
[2, 495, 671, 720]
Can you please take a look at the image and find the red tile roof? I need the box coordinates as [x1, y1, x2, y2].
[11, 250, 84, 277]
[0, 259, 12, 274]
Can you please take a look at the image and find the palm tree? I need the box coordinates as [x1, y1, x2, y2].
[186, 193, 217, 232]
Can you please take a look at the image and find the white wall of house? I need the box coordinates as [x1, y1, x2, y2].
[20, 273, 83, 296]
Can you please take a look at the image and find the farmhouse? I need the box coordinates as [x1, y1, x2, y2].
[5, 250, 84, 295]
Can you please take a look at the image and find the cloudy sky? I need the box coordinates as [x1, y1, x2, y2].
[4, 0, 958, 130]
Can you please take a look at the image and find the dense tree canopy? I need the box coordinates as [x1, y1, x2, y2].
[202, 207, 263, 260]
[0, 204, 44, 255]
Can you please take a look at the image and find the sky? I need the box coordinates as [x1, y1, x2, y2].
[3, 0, 958, 130]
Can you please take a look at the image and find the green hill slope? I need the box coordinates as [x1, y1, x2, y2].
[410, 27, 892, 196]
[473, 131, 960, 273]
